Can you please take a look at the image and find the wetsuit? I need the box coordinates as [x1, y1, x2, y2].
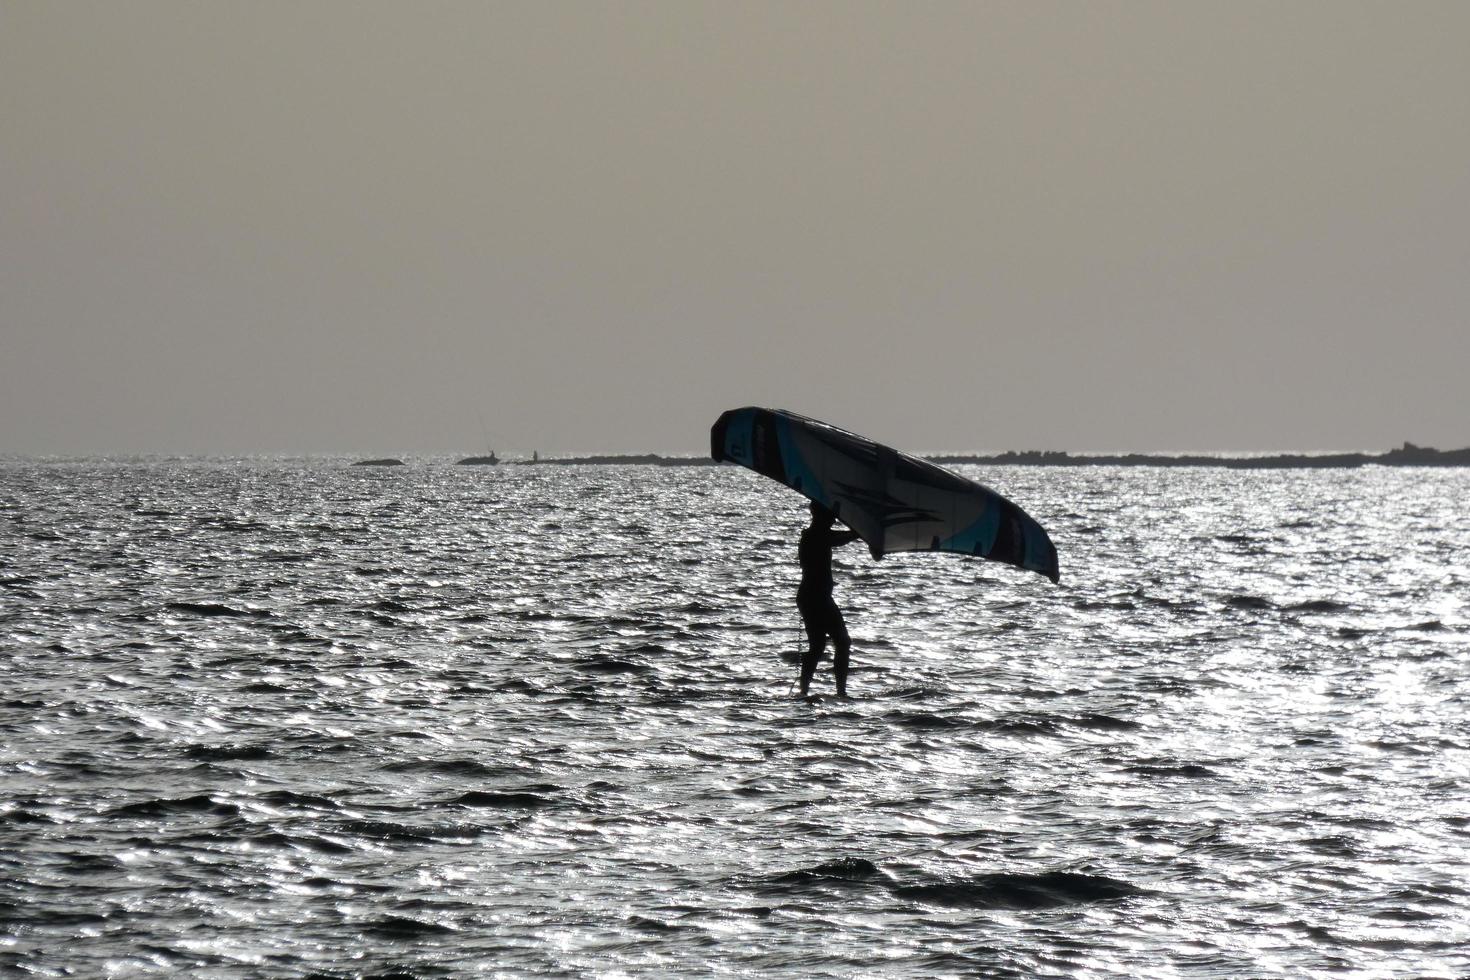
[797, 523, 859, 695]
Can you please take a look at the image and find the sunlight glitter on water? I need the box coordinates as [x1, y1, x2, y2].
[1, 457, 1468, 976]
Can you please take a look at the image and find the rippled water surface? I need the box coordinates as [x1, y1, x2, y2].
[3, 458, 1468, 977]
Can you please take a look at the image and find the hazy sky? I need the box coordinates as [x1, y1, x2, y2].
[4, 2, 1467, 455]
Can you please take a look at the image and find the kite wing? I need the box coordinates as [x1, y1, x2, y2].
[710, 406, 1060, 583]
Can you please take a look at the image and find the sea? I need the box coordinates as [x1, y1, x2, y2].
[2, 457, 1467, 978]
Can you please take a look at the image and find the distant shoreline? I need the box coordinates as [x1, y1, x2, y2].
[518, 442, 1470, 469]
[930, 442, 1470, 469]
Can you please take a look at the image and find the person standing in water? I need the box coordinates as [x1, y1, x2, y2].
[797, 501, 861, 698]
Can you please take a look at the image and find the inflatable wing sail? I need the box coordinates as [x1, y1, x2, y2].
[710, 407, 1060, 583]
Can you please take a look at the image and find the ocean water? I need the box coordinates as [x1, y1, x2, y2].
[2, 457, 1467, 978]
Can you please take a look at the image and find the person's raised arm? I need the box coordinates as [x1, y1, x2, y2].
[829, 528, 861, 548]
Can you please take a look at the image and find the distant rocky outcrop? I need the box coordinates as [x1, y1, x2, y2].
[456, 454, 499, 465]
[352, 458, 405, 467]
[1379, 442, 1470, 466]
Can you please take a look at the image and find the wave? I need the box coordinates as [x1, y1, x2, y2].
[382, 757, 521, 777]
[362, 913, 460, 937]
[750, 857, 891, 894]
[1222, 594, 1275, 611]
[1284, 599, 1351, 614]
[247, 830, 355, 855]
[573, 657, 654, 675]
[893, 871, 1143, 909]
[748, 861, 1141, 912]
[448, 790, 561, 809]
[181, 743, 275, 761]
[164, 601, 273, 619]
[105, 795, 241, 818]
[333, 819, 486, 844]
[1123, 761, 1220, 779]
[254, 789, 345, 810]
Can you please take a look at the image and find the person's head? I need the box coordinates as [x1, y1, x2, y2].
[809, 501, 836, 526]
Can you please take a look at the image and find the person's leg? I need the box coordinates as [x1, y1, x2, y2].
[798, 595, 826, 697]
[829, 602, 852, 696]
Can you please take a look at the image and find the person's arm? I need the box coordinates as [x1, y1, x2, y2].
[828, 528, 861, 548]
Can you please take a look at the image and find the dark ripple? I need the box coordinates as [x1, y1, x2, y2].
[572, 657, 654, 675]
[1285, 599, 1352, 614]
[893, 871, 1144, 909]
[1223, 594, 1275, 611]
[333, 820, 486, 843]
[747, 857, 892, 896]
[105, 795, 242, 819]
[359, 914, 462, 939]
[448, 790, 561, 809]
[248, 830, 355, 855]
[1122, 762, 1221, 779]
[254, 789, 346, 810]
[164, 601, 274, 619]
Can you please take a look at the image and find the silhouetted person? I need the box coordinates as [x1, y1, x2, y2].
[798, 501, 860, 697]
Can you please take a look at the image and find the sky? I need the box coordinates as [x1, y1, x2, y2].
[3, 1, 1467, 455]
